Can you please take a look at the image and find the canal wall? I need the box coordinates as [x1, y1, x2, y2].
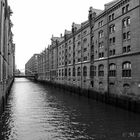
[36, 79, 140, 113]
[0, 78, 14, 115]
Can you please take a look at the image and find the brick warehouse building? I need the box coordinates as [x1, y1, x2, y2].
[26, 0, 140, 99]
[0, 0, 15, 113]
[25, 54, 39, 76]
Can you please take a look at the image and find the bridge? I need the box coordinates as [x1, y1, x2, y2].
[14, 68, 38, 79]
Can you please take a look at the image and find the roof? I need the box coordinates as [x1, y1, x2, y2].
[104, 0, 121, 9]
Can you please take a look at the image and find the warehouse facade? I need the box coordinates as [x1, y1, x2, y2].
[26, 0, 140, 99]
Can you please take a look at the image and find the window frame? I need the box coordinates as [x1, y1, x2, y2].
[122, 61, 131, 77]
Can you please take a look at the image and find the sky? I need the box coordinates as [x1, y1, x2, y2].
[8, 0, 111, 70]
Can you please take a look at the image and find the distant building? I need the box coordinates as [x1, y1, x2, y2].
[25, 54, 39, 76]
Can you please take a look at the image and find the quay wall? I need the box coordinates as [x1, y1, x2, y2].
[36, 79, 140, 113]
[0, 78, 14, 115]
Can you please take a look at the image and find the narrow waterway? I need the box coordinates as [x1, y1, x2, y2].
[0, 78, 140, 140]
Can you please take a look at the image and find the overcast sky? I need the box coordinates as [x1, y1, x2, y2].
[8, 0, 111, 70]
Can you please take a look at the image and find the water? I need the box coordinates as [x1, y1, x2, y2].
[0, 78, 140, 140]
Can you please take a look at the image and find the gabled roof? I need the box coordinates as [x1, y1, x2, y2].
[104, 0, 121, 9]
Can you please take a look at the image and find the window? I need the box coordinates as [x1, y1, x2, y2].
[99, 41, 104, 49]
[127, 31, 130, 39]
[109, 49, 115, 56]
[73, 67, 75, 76]
[83, 48, 87, 52]
[99, 30, 104, 38]
[78, 58, 81, 62]
[83, 38, 87, 43]
[109, 64, 116, 77]
[123, 19, 127, 27]
[68, 68, 71, 76]
[69, 60, 71, 64]
[122, 7, 125, 14]
[123, 31, 131, 41]
[122, 4, 129, 14]
[77, 67, 81, 76]
[65, 68, 67, 76]
[123, 33, 127, 40]
[62, 69, 64, 76]
[78, 50, 81, 54]
[98, 20, 103, 27]
[83, 66, 87, 77]
[127, 45, 131, 52]
[99, 52, 104, 58]
[126, 4, 129, 12]
[123, 83, 130, 94]
[91, 36, 94, 44]
[98, 64, 104, 76]
[127, 17, 130, 25]
[90, 66, 96, 77]
[83, 56, 87, 61]
[90, 65, 94, 77]
[83, 30, 87, 35]
[91, 55, 94, 61]
[78, 34, 81, 39]
[122, 62, 131, 77]
[109, 24, 115, 33]
[123, 45, 131, 53]
[123, 17, 130, 27]
[109, 13, 114, 21]
[109, 37, 115, 45]
[113, 37, 115, 44]
[77, 41, 81, 46]
[59, 70, 61, 76]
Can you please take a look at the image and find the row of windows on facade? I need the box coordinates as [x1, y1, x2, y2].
[109, 4, 129, 22]
[58, 56, 88, 66]
[97, 4, 129, 28]
[59, 38, 88, 54]
[98, 16, 130, 38]
[59, 17, 130, 57]
[99, 13, 130, 31]
[98, 45, 131, 58]
[58, 62, 131, 78]
[99, 30, 130, 40]
[59, 44, 131, 62]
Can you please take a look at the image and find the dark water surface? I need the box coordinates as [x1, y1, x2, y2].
[0, 78, 140, 140]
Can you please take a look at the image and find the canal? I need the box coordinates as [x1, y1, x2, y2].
[0, 78, 140, 140]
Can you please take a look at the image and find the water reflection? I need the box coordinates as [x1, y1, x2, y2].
[1, 78, 140, 140]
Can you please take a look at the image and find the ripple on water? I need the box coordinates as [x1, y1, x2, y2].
[1, 78, 140, 140]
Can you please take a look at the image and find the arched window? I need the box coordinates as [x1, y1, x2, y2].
[123, 83, 130, 95]
[99, 30, 104, 38]
[77, 67, 81, 76]
[98, 64, 104, 76]
[122, 61, 131, 77]
[122, 17, 130, 28]
[83, 38, 87, 43]
[83, 66, 87, 77]
[109, 63, 116, 77]
[109, 24, 115, 33]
